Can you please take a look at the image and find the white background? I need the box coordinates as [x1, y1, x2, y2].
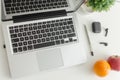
[0, 1, 120, 80]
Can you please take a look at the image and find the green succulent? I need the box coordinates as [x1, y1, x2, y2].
[86, 0, 115, 12]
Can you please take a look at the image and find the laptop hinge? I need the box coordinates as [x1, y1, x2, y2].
[13, 10, 67, 23]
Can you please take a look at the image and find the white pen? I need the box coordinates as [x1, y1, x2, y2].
[84, 24, 94, 56]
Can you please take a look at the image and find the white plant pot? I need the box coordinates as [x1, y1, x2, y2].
[78, 3, 94, 15]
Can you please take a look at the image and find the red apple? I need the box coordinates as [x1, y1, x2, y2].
[107, 55, 120, 71]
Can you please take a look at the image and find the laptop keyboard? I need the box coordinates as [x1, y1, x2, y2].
[9, 17, 77, 54]
[4, 0, 69, 14]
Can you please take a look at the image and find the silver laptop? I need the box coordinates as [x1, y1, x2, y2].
[1, 0, 87, 78]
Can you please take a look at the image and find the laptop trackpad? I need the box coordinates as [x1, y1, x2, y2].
[36, 48, 64, 71]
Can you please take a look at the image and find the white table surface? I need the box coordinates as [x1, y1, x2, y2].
[0, 2, 120, 80]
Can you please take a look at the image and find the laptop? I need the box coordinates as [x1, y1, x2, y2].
[1, 0, 87, 78]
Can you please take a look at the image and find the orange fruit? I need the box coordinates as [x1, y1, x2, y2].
[93, 60, 111, 77]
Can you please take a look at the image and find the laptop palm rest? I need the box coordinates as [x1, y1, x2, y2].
[36, 48, 64, 71]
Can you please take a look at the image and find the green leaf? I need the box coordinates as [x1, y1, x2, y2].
[86, 0, 115, 12]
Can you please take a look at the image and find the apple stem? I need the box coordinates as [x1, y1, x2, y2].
[115, 55, 118, 57]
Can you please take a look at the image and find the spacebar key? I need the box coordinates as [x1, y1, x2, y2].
[34, 41, 55, 49]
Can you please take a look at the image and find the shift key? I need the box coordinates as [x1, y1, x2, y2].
[67, 33, 76, 37]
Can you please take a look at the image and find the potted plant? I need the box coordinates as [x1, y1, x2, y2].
[81, 0, 115, 13]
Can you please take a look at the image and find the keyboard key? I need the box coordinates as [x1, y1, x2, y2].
[55, 36, 59, 40]
[45, 29, 49, 32]
[56, 40, 60, 44]
[46, 38, 50, 41]
[24, 27, 28, 31]
[47, 24, 50, 28]
[12, 38, 19, 43]
[18, 33, 22, 37]
[54, 27, 57, 31]
[11, 34, 17, 38]
[50, 37, 54, 41]
[20, 37, 24, 41]
[64, 30, 67, 34]
[23, 46, 27, 51]
[23, 42, 27, 45]
[51, 24, 54, 27]
[42, 25, 46, 28]
[47, 33, 51, 37]
[18, 42, 23, 46]
[13, 48, 17, 53]
[58, 27, 62, 30]
[29, 36, 34, 40]
[63, 22, 67, 25]
[41, 29, 45, 33]
[39, 34, 42, 38]
[15, 29, 19, 33]
[67, 21, 73, 24]
[41, 38, 45, 42]
[61, 39, 64, 44]
[33, 40, 37, 44]
[18, 47, 22, 52]
[69, 38, 73, 42]
[68, 29, 72, 33]
[25, 37, 29, 40]
[50, 28, 54, 32]
[28, 45, 33, 50]
[37, 30, 40, 34]
[34, 41, 55, 49]
[59, 35, 62, 39]
[52, 32, 55, 36]
[37, 39, 41, 43]
[32, 31, 36, 35]
[29, 27, 33, 30]
[5, 3, 11, 7]
[33, 26, 37, 30]
[67, 33, 76, 37]
[23, 32, 27, 36]
[63, 35, 67, 38]
[56, 32, 59, 35]
[12, 43, 18, 47]
[43, 34, 47, 37]
[10, 30, 14, 34]
[34, 35, 38, 39]
[38, 26, 42, 29]
[27, 32, 32, 35]
[28, 41, 32, 44]
[60, 31, 64, 34]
